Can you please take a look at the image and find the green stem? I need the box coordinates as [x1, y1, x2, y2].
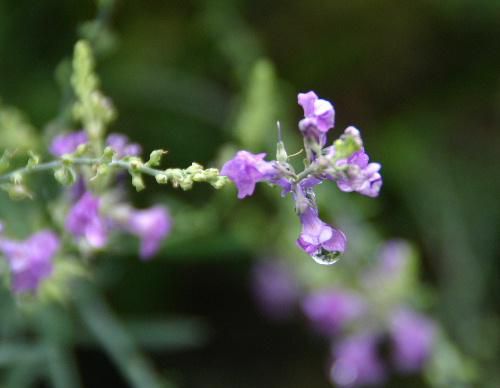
[0, 158, 166, 183]
[0, 156, 227, 191]
[295, 164, 319, 182]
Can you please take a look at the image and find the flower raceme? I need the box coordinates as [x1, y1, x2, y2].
[221, 91, 382, 263]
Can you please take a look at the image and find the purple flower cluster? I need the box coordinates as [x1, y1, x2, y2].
[222, 91, 382, 262]
[65, 189, 172, 260]
[307, 242, 435, 386]
[250, 241, 436, 387]
[0, 130, 173, 295]
[0, 229, 59, 293]
[47, 129, 171, 261]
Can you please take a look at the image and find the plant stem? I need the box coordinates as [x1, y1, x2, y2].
[0, 158, 168, 183]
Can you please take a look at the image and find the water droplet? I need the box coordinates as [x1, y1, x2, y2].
[311, 248, 342, 265]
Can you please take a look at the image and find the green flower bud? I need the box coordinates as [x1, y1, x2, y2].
[155, 173, 168, 184]
[128, 158, 143, 172]
[276, 141, 288, 163]
[75, 143, 89, 156]
[131, 173, 145, 191]
[179, 178, 193, 191]
[27, 151, 40, 168]
[146, 149, 167, 167]
[102, 146, 116, 162]
[210, 177, 228, 189]
[1, 183, 33, 200]
[54, 167, 77, 186]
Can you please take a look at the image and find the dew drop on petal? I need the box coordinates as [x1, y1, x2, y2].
[311, 248, 342, 265]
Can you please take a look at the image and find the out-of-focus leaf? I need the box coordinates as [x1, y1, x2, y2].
[234, 59, 279, 151]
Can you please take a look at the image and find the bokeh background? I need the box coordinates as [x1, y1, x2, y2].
[0, 0, 499, 387]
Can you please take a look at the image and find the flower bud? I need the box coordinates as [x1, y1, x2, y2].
[179, 178, 193, 191]
[128, 158, 143, 172]
[155, 173, 168, 184]
[276, 141, 288, 163]
[147, 149, 167, 167]
[102, 146, 116, 162]
[131, 173, 145, 191]
[1, 183, 33, 200]
[27, 151, 40, 168]
[54, 166, 77, 186]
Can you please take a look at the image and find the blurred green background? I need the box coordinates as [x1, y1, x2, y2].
[0, 0, 499, 387]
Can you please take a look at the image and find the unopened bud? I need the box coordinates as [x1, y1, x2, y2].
[54, 167, 77, 186]
[102, 146, 116, 162]
[27, 151, 40, 168]
[276, 141, 288, 163]
[147, 149, 167, 167]
[1, 183, 33, 200]
[155, 173, 168, 184]
[131, 173, 145, 191]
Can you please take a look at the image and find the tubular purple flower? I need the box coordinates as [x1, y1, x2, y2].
[220, 151, 280, 199]
[65, 191, 108, 248]
[0, 230, 59, 293]
[302, 289, 366, 336]
[251, 260, 300, 321]
[336, 150, 382, 197]
[389, 308, 436, 372]
[106, 133, 142, 157]
[330, 333, 386, 387]
[296, 206, 347, 262]
[298, 91, 335, 146]
[49, 130, 88, 156]
[126, 206, 172, 259]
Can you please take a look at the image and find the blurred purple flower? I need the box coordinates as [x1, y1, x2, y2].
[296, 206, 347, 260]
[66, 191, 108, 248]
[106, 133, 142, 157]
[363, 240, 412, 289]
[0, 230, 59, 293]
[302, 289, 366, 336]
[50, 131, 88, 157]
[298, 91, 335, 147]
[221, 151, 280, 199]
[330, 333, 386, 387]
[389, 308, 436, 372]
[251, 260, 300, 320]
[336, 150, 382, 197]
[125, 206, 172, 259]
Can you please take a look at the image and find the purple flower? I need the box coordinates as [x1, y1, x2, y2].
[330, 333, 386, 387]
[302, 289, 366, 336]
[363, 240, 412, 289]
[0, 230, 59, 293]
[50, 131, 88, 157]
[251, 260, 300, 321]
[125, 206, 172, 259]
[296, 206, 347, 263]
[65, 191, 108, 248]
[298, 91, 335, 146]
[106, 133, 142, 157]
[389, 308, 435, 372]
[336, 150, 382, 197]
[221, 151, 280, 199]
